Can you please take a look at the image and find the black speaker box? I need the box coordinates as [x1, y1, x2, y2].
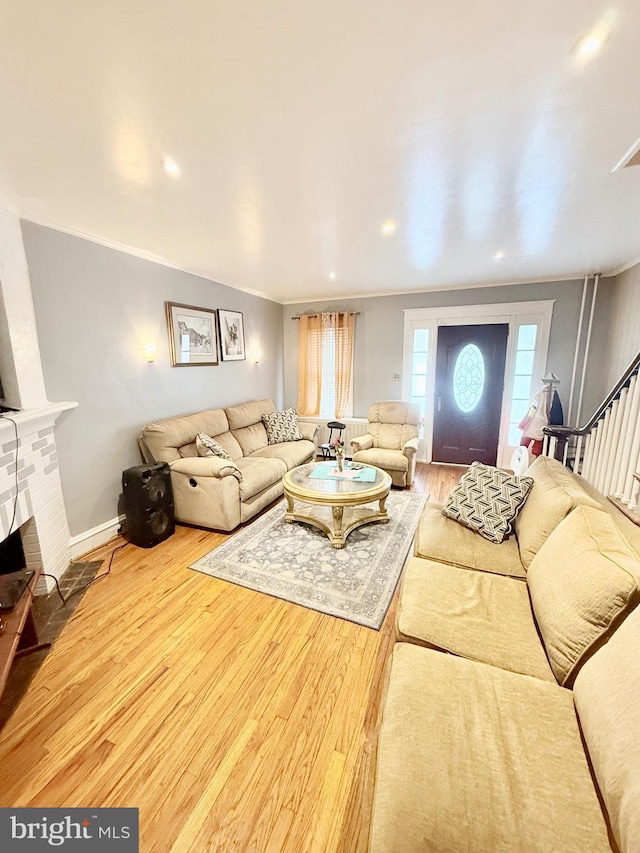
[122, 463, 175, 548]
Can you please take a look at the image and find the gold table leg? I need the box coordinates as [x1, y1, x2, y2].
[331, 505, 345, 549]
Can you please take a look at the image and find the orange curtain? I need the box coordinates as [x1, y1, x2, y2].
[297, 314, 323, 416]
[333, 311, 355, 419]
[297, 312, 355, 418]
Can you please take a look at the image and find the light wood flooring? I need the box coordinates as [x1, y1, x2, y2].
[0, 463, 462, 852]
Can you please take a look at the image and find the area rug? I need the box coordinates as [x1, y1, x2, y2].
[189, 491, 426, 629]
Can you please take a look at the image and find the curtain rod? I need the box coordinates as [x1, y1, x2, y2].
[291, 311, 361, 320]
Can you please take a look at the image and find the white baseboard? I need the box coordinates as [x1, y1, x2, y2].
[69, 515, 123, 560]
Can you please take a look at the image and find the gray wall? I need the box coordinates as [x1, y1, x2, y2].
[562, 271, 638, 424]
[23, 222, 284, 537]
[284, 279, 588, 421]
[603, 264, 640, 390]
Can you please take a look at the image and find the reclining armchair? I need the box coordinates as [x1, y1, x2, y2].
[350, 401, 420, 487]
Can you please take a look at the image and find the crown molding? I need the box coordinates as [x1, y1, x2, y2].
[281, 273, 591, 305]
[608, 256, 640, 277]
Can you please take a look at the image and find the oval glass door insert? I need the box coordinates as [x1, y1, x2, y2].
[453, 344, 485, 412]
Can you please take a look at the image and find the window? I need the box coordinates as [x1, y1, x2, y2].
[453, 344, 485, 412]
[297, 312, 355, 418]
[410, 328, 429, 420]
[508, 324, 538, 445]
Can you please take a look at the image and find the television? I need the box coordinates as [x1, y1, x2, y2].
[0, 529, 26, 575]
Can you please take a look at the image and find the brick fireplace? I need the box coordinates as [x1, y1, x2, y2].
[0, 206, 76, 593]
[0, 408, 75, 592]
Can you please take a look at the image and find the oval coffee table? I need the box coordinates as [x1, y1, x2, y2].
[282, 461, 392, 548]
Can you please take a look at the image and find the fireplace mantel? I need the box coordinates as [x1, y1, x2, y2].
[0, 401, 78, 436]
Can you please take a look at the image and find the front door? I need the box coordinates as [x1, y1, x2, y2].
[432, 324, 509, 465]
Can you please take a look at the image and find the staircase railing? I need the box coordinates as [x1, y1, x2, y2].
[542, 351, 640, 520]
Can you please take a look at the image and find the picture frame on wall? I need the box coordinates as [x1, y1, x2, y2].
[165, 302, 219, 366]
[218, 309, 246, 361]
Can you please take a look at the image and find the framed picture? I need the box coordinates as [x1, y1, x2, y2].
[165, 302, 219, 366]
[218, 309, 246, 361]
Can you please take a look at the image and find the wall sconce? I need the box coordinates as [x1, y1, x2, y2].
[143, 342, 157, 363]
[253, 348, 262, 364]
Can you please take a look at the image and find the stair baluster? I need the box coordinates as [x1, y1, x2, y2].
[614, 374, 640, 499]
[609, 383, 631, 497]
[542, 350, 640, 526]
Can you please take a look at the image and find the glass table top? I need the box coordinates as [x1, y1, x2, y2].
[286, 461, 388, 495]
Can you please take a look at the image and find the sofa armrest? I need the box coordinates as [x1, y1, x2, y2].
[351, 434, 374, 452]
[298, 420, 319, 442]
[170, 457, 242, 480]
[402, 436, 420, 459]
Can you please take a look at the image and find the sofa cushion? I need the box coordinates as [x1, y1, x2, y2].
[207, 431, 244, 461]
[397, 557, 555, 681]
[225, 398, 276, 430]
[231, 421, 270, 457]
[515, 454, 601, 568]
[576, 473, 640, 559]
[574, 605, 640, 853]
[442, 461, 533, 544]
[414, 502, 525, 577]
[196, 432, 233, 461]
[527, 505, 639, 687]
[235, 456, 287, 500]
[251, 440, 315, 470]
[143, 409, 232, 463]
[370, 643, 611, 853]
[261, 408, 304, 444]
[351, 447, 409, 473]
[225, 399, 276, 456]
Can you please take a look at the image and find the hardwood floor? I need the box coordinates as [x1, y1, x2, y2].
[0, 463, 461, 852]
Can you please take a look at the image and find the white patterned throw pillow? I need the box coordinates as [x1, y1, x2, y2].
[442, 461, 534, 544]
[261, 408, 304, 444]
[196, 432, 233, 461]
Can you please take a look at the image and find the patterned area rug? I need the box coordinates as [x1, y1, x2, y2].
[190, 491, 426, 629]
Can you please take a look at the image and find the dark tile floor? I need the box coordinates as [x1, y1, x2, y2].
[0, 560, 103, 730]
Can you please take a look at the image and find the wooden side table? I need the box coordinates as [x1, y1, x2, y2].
[0, 567, 50, 700]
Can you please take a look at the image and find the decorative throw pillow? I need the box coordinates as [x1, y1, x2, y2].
[196, 432, 233, 461]
[527, 505, 640, 687]
[261, 408, 303, 444]
[442, 461, 534, 544]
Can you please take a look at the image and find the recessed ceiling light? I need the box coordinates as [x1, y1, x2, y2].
[327, 270, 337, 280]
[381, 220, 398, 235]
[575, 34, 604, 59]
[163, 158, 181, 177]
[494, 250, 505, 261]
[572, 12, 615, 65]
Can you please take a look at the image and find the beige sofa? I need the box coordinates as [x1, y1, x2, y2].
[369, 455, 640, 853]
[141, 399, 317, 531]
[413, 452, 640, 578]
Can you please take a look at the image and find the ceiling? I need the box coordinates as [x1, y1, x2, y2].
[1, 1, 640, 304]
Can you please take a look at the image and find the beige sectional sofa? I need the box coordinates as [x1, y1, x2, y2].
[141, 399, 317, 531]
[369, 454, 640, 853]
